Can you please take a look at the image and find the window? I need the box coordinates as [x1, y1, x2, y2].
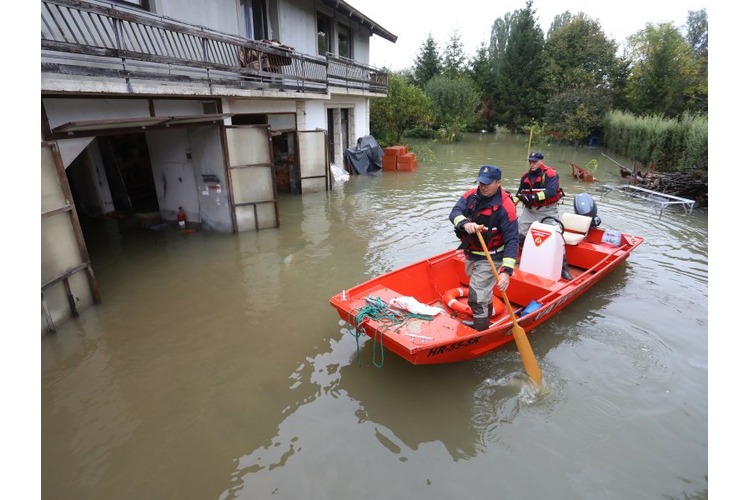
[317, 13, 331, 56]
[112, 0, 151, 10]
[337, 23, 351, 59]
[243, 0, 268, 40]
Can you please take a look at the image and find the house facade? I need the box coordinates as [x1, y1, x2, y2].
[40, 0, 396, 333]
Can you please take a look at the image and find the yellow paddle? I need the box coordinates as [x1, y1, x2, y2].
[475, 230, 543, 385]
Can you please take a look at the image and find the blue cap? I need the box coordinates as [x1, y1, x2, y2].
[476, 165, 502, 184]
[528, 151, 544, 161]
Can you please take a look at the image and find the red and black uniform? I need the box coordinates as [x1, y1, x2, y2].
[516, 164, 564, 209]
[449, 187, 518, 273]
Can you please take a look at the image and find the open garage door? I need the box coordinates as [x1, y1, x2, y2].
[41, 142, 101, 334]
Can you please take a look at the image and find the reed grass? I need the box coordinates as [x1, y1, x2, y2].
[602, 111, 707, 172]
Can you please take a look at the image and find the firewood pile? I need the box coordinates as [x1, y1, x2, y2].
[604, 154, 708, 207]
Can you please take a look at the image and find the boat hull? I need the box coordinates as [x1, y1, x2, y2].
[330, 227, 643, 365]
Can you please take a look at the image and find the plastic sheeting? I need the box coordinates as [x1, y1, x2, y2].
[344, 135, 384, 174]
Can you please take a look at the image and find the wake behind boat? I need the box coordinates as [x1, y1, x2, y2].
[330, 201, 644, 365]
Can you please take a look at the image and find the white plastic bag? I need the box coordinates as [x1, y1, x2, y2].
[330, 164, 350, 183]
[389, 296, 444, 316]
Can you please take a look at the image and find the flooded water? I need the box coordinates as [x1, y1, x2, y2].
[40, 133, 708, 499]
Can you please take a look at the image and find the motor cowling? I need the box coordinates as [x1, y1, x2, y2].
[573, 193, 601, 227]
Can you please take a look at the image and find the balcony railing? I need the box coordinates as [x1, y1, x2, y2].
[41, 0, 388, 95]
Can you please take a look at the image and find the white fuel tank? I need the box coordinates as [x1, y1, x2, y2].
[518, 222, 564, 281]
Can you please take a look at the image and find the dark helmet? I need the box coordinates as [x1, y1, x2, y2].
[573, 193, 601, 227]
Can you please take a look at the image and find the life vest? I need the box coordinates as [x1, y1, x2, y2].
[457, 190, 510, 253]
[443, 287, 503, 317]
[518, 164, 564, 207]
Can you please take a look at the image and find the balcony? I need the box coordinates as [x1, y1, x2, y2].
[41, 0, 388, 97]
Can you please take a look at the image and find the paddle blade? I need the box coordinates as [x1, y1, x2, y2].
[511, 323, 543, 385]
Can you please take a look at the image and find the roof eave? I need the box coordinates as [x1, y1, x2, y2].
[321, 0, 398, 43]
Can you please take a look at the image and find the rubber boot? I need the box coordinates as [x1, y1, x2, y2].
[473, 315, 490, 331]
[463, 299, 492, 329]
[561, 254, 573, 281]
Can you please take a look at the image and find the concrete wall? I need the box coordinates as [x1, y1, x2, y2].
[278, 0, 317, 55]
[153, 0, 242, 36]
[43, 98, 152, 133]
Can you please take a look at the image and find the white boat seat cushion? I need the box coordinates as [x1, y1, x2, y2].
[560, 213, 592, 245]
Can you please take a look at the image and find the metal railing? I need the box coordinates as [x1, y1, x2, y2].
[41, 0, 388, 95]
[327, 53, 387, 93]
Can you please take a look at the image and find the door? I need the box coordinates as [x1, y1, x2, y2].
[225, 125, 278, 232]
[297, 130, 330, 194]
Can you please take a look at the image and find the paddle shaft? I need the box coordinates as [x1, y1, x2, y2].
[475, 230, 543, 385]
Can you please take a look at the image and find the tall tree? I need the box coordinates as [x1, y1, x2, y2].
[625, 23, 701, 117]
[412, 34, 442, 89]
[442, 30, 467, 79]
[494, 0, 546, 132]
[547, 11, 573, 38]
[540, 12, 628, 141]
[488, 12, 518, 73]
[684, 9, 708, 113]
[370, 73, 432, 144]
[685, 9, 708, 60]
[469, 42, 496, 131]
[542, 13, 622, 92]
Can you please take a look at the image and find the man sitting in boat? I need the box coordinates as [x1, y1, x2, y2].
[449, 165, 519, 331]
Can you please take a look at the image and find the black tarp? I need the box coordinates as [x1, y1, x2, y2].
[344, 135, 383, 174]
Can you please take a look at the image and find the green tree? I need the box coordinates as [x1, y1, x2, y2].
[469, 42, 496, 131]
[545, 88, 612, 143]
[547, 11, 573, 38]
[494, 0, 546, 132]
[684, 9, 708, 114]
[424, 75, 480, 142]
[685, 9, 708, 59]
[624, 23, 701, 117]
[442, 30, 467, 79]
[412, 34, 442, 89]
[541, 13, 626, 140]
[488, 12, 517, 68]
[542, 13, 622, 92]
[370, 73, 432, 145]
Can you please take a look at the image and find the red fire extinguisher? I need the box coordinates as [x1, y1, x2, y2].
[177, 207, 186, 229]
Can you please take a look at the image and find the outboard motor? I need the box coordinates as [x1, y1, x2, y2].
[573, 193, 602, 227]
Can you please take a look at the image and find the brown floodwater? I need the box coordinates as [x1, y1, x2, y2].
[40, 133, 708, 499]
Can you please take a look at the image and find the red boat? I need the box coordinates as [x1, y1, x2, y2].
[330, 211, 644, 365]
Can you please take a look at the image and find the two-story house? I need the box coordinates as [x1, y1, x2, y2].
[41, 0, 396, 333]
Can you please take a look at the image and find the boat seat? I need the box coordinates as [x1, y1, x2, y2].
[560, 213, 593, 246]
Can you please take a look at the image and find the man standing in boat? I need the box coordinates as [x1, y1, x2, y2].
[515, 151, 572, 280]
[449, 165, 519, 331]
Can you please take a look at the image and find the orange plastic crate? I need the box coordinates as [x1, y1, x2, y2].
[384, 146, 408, 157]
[396, 152, 416, 170]
[382, 155, 397, 170]
[397, 159, 418, 172]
